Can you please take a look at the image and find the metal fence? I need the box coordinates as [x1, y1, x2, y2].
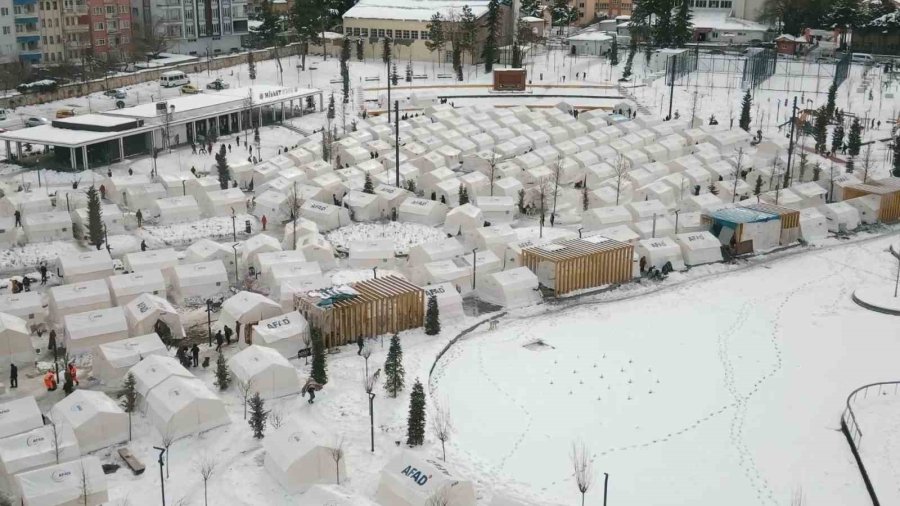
[665, 48, 699, 86]
[834, 51, 851, 87]
[741, 48, 777, 90]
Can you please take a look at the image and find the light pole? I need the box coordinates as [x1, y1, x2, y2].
[206, 299, 213, 347]
[366, 368, 380, 453]
[231, 243, 240, 286]
[154, 446, 166, 506]
[231, 208, 237, 241]
[894, 253, 900, 298]
[603, 472, 609, 506]
[395, 100, 400, 187]
[471, 248, 477, 290]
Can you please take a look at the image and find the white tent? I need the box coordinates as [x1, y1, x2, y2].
[264, 421, 346, 493]
[152, 196, 201, 225]
[300, 200, 351, 232]
[123, 248, 179, 283]
[58, 250, 114, 284]
[399, 198, 449, 226]
[374, 184, 413, 216]
[124, 293, 185, 339]
[0, 217, 20, 248]
[0, 292, 45, 327]
[477, 267, 541, 309]
[297, 235, 338, 270]
[281, 218, 320, 249]
[674, 232, 723, 266]
[475, 196, 517, 224]
[107, 269, 166, 306]
[422, 283, 464, 321]
[63, 307, 129, 354]
[123, 183, 167, 212]
[158, 173, 192, 197]
[0, 396, 42, 439]
[636, 237, 686, 271]
[844, 195, 880, 225]
[105, 174, 151, 205]
[71, 205, 124, 239]
[256, 250, 308, 284]
[407, 237, 465, 266]
[375, 451, 476, 506]
[343, 191, 384, 222]
[221, 291, 283, 344]
[228, 345, 299, 398]
[183, 176, 220, 201]
[798, 207, 828, 241]
[0, 313, 33, 375]
[270, 262, 326, 294]
[349, 239, 396, 269]
[253, 189, 290, 223]
[583, 206, 632, 231]
[185, 238, 237, 269]
[170, 261, 229, 305]
[818, 202, 860, 232]
[22, 211, 72, 243]
[626, 199, 668, 220]
[198, 188, 247, 218]
[444, 204, 485, 236]
[49, 390, 128, 453]
[93, 333, 167, 385]
[251, 311, 309, 358]
[48, 280, 112, 324]
[14, 457, 107, 506]
[146, 376, 229, 439]
[0, 424, 80, 490]
[469, 225, 518, 259]
[1, 191, 53, 214]
[242, 233, 283, 269]
[129, 355, 193, 400]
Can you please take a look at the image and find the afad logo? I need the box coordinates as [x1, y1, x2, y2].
[400, 465, 430, 486]
[51, 469, 72, 483]
[26, 434, 46, 447]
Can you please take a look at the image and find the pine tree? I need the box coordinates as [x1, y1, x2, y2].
[459, 4, 478, 69]
[289, 0, 323, 71]
[405, 61, 413, 82]
[119, 373, 138, 441]
[739, 90, 752, 132]
[310, 326, 328, 384]
[214, 353, 231, 390]
[340, 38, 351, 103]
[831, 122, 845, 154]
[458, 184, 469, 205]
[452, 43, 463, 80]
[482, 0, 500, 73]
[894, 136, 900, 177]
[826, 80, 838, 120]
[248, 50, 257, 80]
[86, 185, 104, 250]
[517, 188, 526, 213]
[248, 392, 268, 439]
[250, 0, 281, 48]
[753, 175, 763, 195]
[215, 144, 230, 189]
[363, 172, 375, 194]
[672, 0, 692, 47]
[391, 62, 399, 85]
[426, 13, 445, 63]
[621, 37, 636, 80]
[327, 93, 335, 121]
[582, 183, 589, 211]
[384, 333, 405, 397]
[848, 117, 862, 156]
[812, 162, 822, 182]
[321, 129, 331, 162]
[425, 295, 440, 335]
[814, 107, 829, 154]
[406, 379, 426, 446]
[382, 37, 392, 64]
[846, 157, 855, 174]
[520, 0, 539, 16]
[610, 36, 619, 66]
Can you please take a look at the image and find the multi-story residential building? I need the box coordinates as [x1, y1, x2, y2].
[39, 0, 66, 63]
[577, 0, 631, 25]
[1, 0, 18, 67]
[62, 0, 91, 61]
[14, 0, 42, 63]
[133, 0, 248, 56]
[85, 0, 133, 59]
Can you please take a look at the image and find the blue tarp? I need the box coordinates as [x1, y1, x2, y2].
[708, 207, 779, 229]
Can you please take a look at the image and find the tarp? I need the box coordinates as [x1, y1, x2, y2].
[0, 396, 43, 439]
[251, 311, 309, 358]
[146, 376, 229, 439]
[263, 420, 345, 493]
[228, 345, 300, 398]
[49, 391, 128, 453]
[63, 307, 129, 355]
[14, 456, 107, 506]
[375, 451, 476, 506]
[94, 333, 167, 385]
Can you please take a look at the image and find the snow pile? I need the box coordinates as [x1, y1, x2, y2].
[325, 222, 447, 255]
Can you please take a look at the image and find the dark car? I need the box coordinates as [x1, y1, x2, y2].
[206, 78, 229, 90]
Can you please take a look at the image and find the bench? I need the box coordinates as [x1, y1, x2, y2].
[364, 76, 381, 82]
[118, 447, 145, 475]
[437, 74, 454, 79]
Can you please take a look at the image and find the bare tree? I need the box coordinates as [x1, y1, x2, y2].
[269, 409, 284, 430]
[80, 462, 91, 506]
[731, 147, 745, 203]
[488, 152, 500, 196]
[301, 332, 312, 365]
[431, 401, 453, 462]
[198, 455, 216, 506]
[236, 378, 255, 420]
[571, 441, 594, 506]
[551, 155, 563, 224]
[161, 429, 175, 479]
[613, 155, 631, 205]
[329, 437, 345, 485]
[361, 343, 373, 377]
[50, 421, 63, 464]
[861, 144, 874, 183]
[130, 19, 173, 60]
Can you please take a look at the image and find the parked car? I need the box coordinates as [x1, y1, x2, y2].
[0, 109, 7, 121]
[180, 84, 200, 95]
[206, 78, 229, 90]
[25, 117, 49, 127]
[55, 108, 75, 118]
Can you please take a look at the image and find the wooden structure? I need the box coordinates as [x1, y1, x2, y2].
[521, 237, 633, 296]
[744, 203, 801, 245]
[295, 276, 424, 348]
[843, 181, 900, 223]
[493, 69, 527, 91]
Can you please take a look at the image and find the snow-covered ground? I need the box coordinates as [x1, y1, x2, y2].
[325, 222, 448, 255]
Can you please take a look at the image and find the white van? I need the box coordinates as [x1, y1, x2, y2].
[851, 53, 875, 64]
[159, 70, 189, 87]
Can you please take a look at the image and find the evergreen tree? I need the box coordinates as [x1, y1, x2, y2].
[340, 38, 351, 103]
[384, 333, 405, 397]
[520, 0, 540, 16]
[321, 129, 331, 162]
[848, 117, 862, 156]
[621, 37, 636, 80]
[459, 4, 478, 68]
[846, 157, 855, 174]
[248, 392, 268, 439]
[405, 61, 413, 82]
[250, 0, 281, 48]
[215, 144, 230, 189]
[426, 13, 445, 63]
[831, 122, 845, 155]
[327, 93, 335, 122]
[610, 36, 619, 66]
[363, 172, 375, 194]
[517, 188, 526, 213]
[739, 90, 752, 132]
[814, 107, 829, 154]
[582, 183, 589, 211]
[86, 185, 104, 250]
[672, 0, 692, 47]
[812, 162, 822, 182]
[510, 20, 525, 68]
[753, 175, 763, 196]
[458, 184, 469, 205]
[310, 326, 328, 384]
[452, 44, 463, 80]
[289, 0, 323, 71]
[382, 37, 392, 64]
[797, 152, 809, 182]
[119, 372, 138, 441]
[406, 379, 426, 446]
[893, 136, 900, 177]
[391, 62, 399, 85]
[214, 353, 231, 390]
[425, 295, 440, 335]
[826, 80, 838, 120]
[248, 50, 257, 80]
[482, 0, 500, 73]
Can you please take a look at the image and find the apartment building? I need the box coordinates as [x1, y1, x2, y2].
[133, 0, 249, 56]
[13, 0, 41, 63]
[62, 0, 91, 61]
[39, 0, 65, 62]
[85, 0, 133, 59]
[1, 0, 17, 66]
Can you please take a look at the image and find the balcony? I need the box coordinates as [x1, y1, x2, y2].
[64, 4, 88, 14]
[66, 23, 90, 32]
[16, 34, 40, 43]
[19, 52, 42, 64]
[14, 15, 39, 24]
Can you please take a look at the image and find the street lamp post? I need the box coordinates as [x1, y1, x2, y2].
[206, 299, 213, 347]
[232, 244, 240, 286]
[894, 253, 900, 298]
[368, 390, 376, 452]
[471, 248, 477, 290]
[231, 208, 237, 241]
[603, 472, 609, 506]
[154, 446, 166, 506]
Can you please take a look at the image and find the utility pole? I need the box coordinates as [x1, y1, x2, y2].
[603, 473, 609, 506]
[231, 244, 239, 286]
[471, 248, 477, 290]
[395, 100, 400, 187]
[206, 299, 213, 346]
[231, 208, 237, 241]
[667, 54, 677, 121]
[785, 96, 798, 186]
[386, 54, 392, 124]
[154, 446, 166, 506]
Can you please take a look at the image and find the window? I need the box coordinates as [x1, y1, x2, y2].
[693, 0, 706, 6]
[377, 28, 385, 37]
[121, 35, 128, 43]
[42, 36, 47, 44]
[386, 29, 392, 37]
[92, 6, 101, 14]
[352, 27, 360, 36]
[54, 19, 58, 26]
[119, 5, 126, 12]
[402, 29, 410, 39]
[52, 1, 57, 8]
[360, 28, 367, 36]
[13, 5, 20, 14]
[720, 0, 731, 6]
[345, 26, 352, 34]
[708, 0, 719, 7]
[1, 27, 9, 35]
[421, 30, 428, 39]
[122, 20, 129, 28]
[106, 6, 114, 13]
[0, 7, 7, 14]
[96, 38, 105, 45]
[411, 30, 417, 39]
[95, 22, 104, 30]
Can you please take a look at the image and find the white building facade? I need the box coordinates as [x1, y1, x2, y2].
[134, 0, 249, 55]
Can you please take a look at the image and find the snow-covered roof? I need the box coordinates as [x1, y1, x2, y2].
[690, 10, 771, 32]
[568, 31, 614, 42]
[343, 0, 489, 22]
[106, 85, 319, 120]
[0, 396, 43, 439]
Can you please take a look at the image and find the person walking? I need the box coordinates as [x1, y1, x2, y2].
[21, 276, 31, 292]
[136, 209, 143, 228]
[357, 335, 364, 355]
[301, 378, 322, 404]
[261, 215, 267, 231]
[141, 240, 147, 251]
[48, 329, 56, 351]
[63, 370, 74, 396]
[223, 325, 233, 345]
[215, 330, 225, 352]
[9, 363, 17, 389]
[39, 262, 47, 285]
[67, 362, 79, 386]
[14, 210, 21, 227]
[44, 371, 57, 391]
[191, 344, 200, 368]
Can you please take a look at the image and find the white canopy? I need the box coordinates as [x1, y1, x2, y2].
[0, 424, 80, 482]
[93, 333, 167, 385]
[0, 396, 42, 439]
[49, 390, 128, 453]
[221, 291, 282, 344]
[264, 420, 346, 493]
[124, 293, 185, 339]
[107, 269, 167, 306]
[129, 355, 193, 399]
[63, 307, 129, 354]
[375, 451, 476, 506]
[59, 250, 114, 284]
[0, 312, 32, 374]
[251, 311, 309, 358]
[171, 261, 229, 305]
[228, 345, 299, 398]
[422, 283, 465, 322]
[48, 280, 111, 323]
[477, 267, 541, 308]
[14, 457, 107, 506]
[674, 232, 723, 266]
[146, 376, 229, 439]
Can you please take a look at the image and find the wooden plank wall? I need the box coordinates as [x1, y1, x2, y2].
[879, 193, 900, 223]
[524, 245, 634, 295]
[298, 290, 424, 348]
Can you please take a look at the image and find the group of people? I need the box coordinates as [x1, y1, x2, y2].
[214, 325, 234, 352]
[8, 261, 49, 293]
[43, 362, 79, 395]
[175, 344, 202, 368]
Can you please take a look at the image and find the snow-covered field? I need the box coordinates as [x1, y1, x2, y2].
[325, 222, 448, 255]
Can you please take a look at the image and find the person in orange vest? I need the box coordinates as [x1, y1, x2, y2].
[43, 371, 57, 391]
[67, 362, 79, 386]
[261, 215, 267, 231]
